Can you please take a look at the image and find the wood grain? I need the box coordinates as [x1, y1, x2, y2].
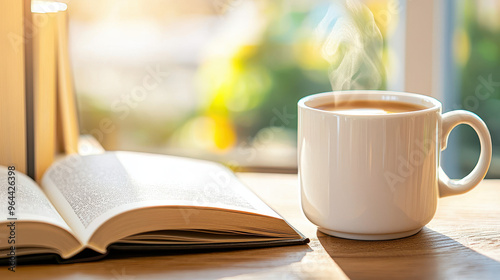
[2, 174, 500, 279]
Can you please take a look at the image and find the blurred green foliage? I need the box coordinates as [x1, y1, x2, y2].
[458, 0, 500, 177]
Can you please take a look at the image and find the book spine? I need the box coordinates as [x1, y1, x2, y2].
[0, 0, 28, 174]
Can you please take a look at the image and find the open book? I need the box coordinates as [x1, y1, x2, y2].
[0, 152, 307, 264]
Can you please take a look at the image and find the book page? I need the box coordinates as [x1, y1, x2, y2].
[41, 152, 281, 245]
[0, 166, 75, 248]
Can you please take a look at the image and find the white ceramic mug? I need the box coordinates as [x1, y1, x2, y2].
[298, 91, 492, 240]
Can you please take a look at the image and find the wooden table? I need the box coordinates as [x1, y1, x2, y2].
[4, 174, 500, 279]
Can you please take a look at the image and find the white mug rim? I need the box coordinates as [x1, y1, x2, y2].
[298, 90, 442, 117]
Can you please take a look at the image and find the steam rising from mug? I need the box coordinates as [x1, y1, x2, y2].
[316, 0, 386, 90]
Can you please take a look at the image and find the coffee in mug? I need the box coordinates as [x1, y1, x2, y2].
[314, 100, 426, 115]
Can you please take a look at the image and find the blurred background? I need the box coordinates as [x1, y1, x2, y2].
[61, 0, 499, 176]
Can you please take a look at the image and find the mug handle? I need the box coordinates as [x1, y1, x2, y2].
[439, 110, 492, 197]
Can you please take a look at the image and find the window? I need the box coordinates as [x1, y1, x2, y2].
[68, 0, 499, 176]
